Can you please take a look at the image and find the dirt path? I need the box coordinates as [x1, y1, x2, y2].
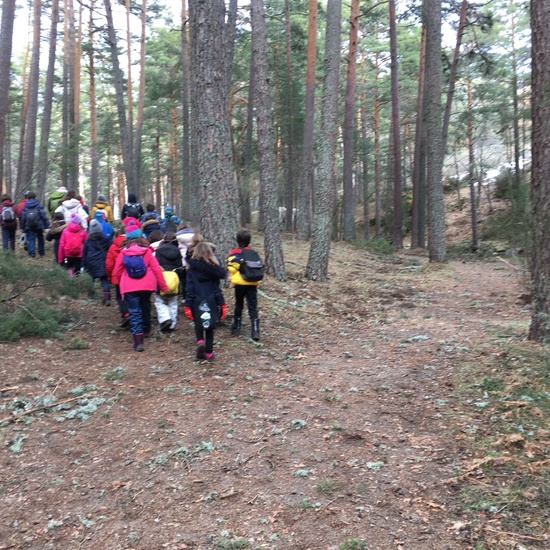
[0, 244, 529, 549]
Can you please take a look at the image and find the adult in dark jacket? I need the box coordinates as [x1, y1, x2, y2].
[120, 193, 144, 222]
[20, 192, 50, 258]
[184, 242, 227, 361]
[153, 233, 184, 332]
[82, 220, 111, 305]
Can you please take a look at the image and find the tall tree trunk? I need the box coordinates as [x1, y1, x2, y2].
[0, 0, 16, 194]
[510, 6, 522, 198]
[181, 0, 191, 220]
[251, 0, 286, 280]
[306, 0, 341, 282]
[361, 101, 370, 241]
[424, 0, 446, 262]
[103, 0, 136, 195]
[240, 44, 255, 227]
[389, 0, 403, 249]
[133, 0, 147, 194]
[19, 0, 41, 192]
[189, 0, 239, 261]
[66, 0, 78, 190]
[411, 24, 427, 248]
[87, 0, 99, 202]
[373, 53, 382, 238]
[283, 0, 294, 232]
[296, 0, 317, 241]
[342, 0, 359, 241]
[36, 0, 59, 202]
[529, 0, 550, 341]
[467, 77, 479, 251]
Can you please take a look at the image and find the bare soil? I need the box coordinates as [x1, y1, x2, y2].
[0, 205, 539, 550]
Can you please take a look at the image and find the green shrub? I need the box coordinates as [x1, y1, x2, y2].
[354, 237, 394, 255]
[0, 253, 94, 341]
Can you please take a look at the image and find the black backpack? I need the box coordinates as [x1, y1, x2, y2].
[26, 206, 40, 230]
[124, 203, 140, 220]
[239, 248, 264, 282]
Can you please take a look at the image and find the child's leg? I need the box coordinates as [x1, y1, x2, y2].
[139, 291, 152, 333]
[233, 286, 246, 318]
[167, 295, 179, 329]
[154, 293, 170, 327]
[245, 286, 259, 320]
[125, 292, 143, 335]
[205, 329, 214, 354]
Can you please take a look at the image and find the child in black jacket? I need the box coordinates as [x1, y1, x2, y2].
[184, 242, 227, 361]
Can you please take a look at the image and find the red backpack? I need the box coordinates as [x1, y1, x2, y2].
[64, 229, 84, 257]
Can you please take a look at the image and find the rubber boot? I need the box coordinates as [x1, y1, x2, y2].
[251, 318, 260, 341]
[133, 333, 144, 352]
[230, 317, 241, 336]
[102, 291, 111, 306]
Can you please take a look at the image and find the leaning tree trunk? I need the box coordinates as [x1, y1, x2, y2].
[251, 0, 286, 281]
[424, 0, 446, 262]
[306, 0, 341, 282]
[103, 0, 136, 195]
[0, 0, 16, 194]
[189, 0, 239, 261]
[296, 0, 318, 241]
[529, 0, 550, 342]
[342, 0, 359, 241]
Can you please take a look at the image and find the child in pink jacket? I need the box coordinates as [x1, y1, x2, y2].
[57, 213, 87, 276]
[112, 220, 169, 351]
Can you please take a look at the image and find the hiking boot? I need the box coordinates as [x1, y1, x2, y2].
[143, 326, 152, 338]
[230, 317, 241, 336]
[196, 339, 206, 360]
[133, 333, 144, 352]
[120, 313, 130, 328]
[205, 352, 215, 362]
[159, 319, 172, 332]
[251, 318, 260, 341]
[102, 291, 111, 306]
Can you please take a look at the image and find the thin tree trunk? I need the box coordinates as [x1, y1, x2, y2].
[373, 53, 382, 238]
[103, 0, 136, 195]
[411, 24, 426, 248]
[19, 0, 41, 192]
[306, 0, 341, 282]
[36, 0, 59, 201]
[467, 77, 479, 251]
[283, 0, 294, 232]
[0, 0, 16, 193]
[240, 44, 255, 227]
[251, 0, 286, 280]
[361, 101, 370, 241]
[296, 0, 317, 241]
[133, 0, 147, 194]
[342, 0, 359, 241]
[181, 0, 191, 220]
[389, 0, 403, 249]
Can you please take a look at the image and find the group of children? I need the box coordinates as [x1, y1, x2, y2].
[1, 188, 262, 360]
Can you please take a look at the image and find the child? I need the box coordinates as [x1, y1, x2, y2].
[153, 232, 183, 332]
[1, 194, 18, 251]
[227, 229, 262, 340]
[82, 219, 111, 305]
[112, 220, 169, 351]
[184, 242, 227, 361]
[106, 228, 130, 327]
[46, 212, 67, 263]
[57, 213, 87, 275]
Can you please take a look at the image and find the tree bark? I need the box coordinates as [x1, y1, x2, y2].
[296, 0, 317, 241]
[133, 0, 147, 195]
[306, 0, 341, 282]
[342, 0, 359, 241]
[529, 0, 550, 341]
[424, 0, 446, 262]
[467, 77, 479, 251]
[189, 0, 239, 261]
[251, 0, 286, 281]
[0, 0, 16, 194]
[181, 0, 191, 220]
[389, 0, 403, 249]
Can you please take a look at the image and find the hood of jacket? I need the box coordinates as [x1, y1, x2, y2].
[187, 257, 226, 282]
[66, 221, 84, 233]
[121, 243, 148, 258]
[61, 198, 82, 211]
[24, 198, 42, 209]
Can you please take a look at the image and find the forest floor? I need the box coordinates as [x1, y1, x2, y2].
[1, 197, 549, 550]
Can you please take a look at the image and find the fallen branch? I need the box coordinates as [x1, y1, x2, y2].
[495, 256, 521, 271]
[0, 386, 18, 393]
[0, 396, 82, 425]
[483, 525, 546, 542]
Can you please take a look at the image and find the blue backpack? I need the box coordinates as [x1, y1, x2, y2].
[123, 254, 147, 278]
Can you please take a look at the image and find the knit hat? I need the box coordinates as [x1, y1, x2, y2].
[88, 219, 103, 235]
[97, 194, 107, 202]
[122, 216, 140, 227]
[70, 212, 81, 225]
[125, 220, 142, 239]
[164, 205, 173, 216]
